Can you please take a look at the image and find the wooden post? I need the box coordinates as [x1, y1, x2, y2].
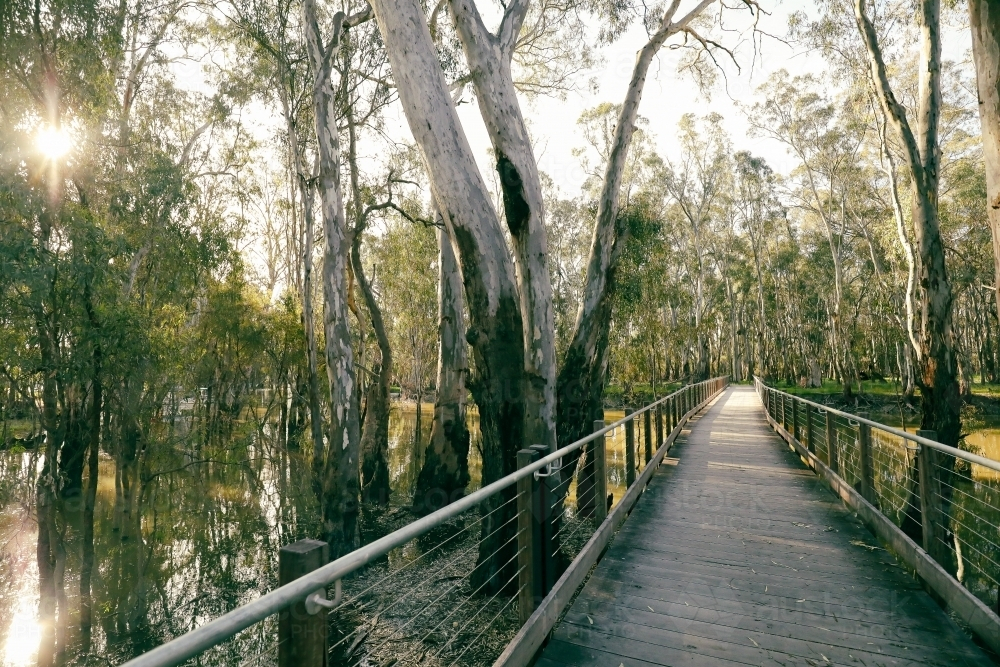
[792, 398, 799, 442]
[517, 448, 539, 622]
[279, 539, 328, 667]
[805, 404, 814, 453]
[655, 403, 664, 451]
[669, 396, 676, 432]
[625, 408, 636, 487]
[643, 408, 653, 464]
[529, 443, 557, 593]
[593, 420, 608, 522]
[858, 417, 875, 506]
[916, 430, 946, 566]
[826, 409, 838, 473]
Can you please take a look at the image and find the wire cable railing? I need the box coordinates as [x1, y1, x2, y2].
[754, 377, 1000, 656]
[121, 377, 730, 667]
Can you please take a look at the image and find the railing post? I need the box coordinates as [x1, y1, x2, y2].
[593, 420, 608, 522]
[279, 539, 328, 667]
[858, 417, 875, 506]
[792, 398, 799, 442]
[826, 409, 838, 473]
[529, 443, 557, 593]
[517, 448, 540, 622]
[916, 430, 947, 566]
[669, 395, 676, 432]
[805, 403, 814, 453]
[655, 402, 664, 452]
[643, 407, 653, 464]
[625, 408, 636, 487]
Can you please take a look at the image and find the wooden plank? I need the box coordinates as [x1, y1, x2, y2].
[765, 407, 1000, 656]
[526, 387, 995, 667]
[492, 385, 726, 667]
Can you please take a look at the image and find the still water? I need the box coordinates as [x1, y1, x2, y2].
[0, 405, 644, 667]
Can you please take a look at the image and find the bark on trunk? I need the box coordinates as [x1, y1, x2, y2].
[299, 166, 327, 483]
[414, 223, 471, 514]
[369, 0, 525, 593]
[970, 0, 1000, 324]
[447, 0, 557, 455]
[303, 0, 364, 554]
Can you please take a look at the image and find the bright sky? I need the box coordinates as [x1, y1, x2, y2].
[438, 0, 972, 198]
[456, 0, 815, 195]
[191, 0, 974, 292]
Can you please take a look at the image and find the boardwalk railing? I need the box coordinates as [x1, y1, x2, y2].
[122, 377, 729, 667]
[755, 378, 1000, 655]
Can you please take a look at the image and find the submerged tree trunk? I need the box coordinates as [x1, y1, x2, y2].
[369, 0, 525, 593]
[414, 223, 470, 514]
[303, 0, 367, 553]
[300, 178, 328, 488]
[347, 106, 392, 507]
[80, 299, 101, 639]
[970, 0, 1000, 325]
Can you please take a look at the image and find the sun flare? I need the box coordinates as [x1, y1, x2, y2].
[35, 125, 72, 160]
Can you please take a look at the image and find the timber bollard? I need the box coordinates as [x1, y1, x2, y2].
[517, 448, 540, 622]
[644, 408, 653, 464]
[916, 430, 948, 567]
[593, 420, 608, 522]
[279, 539, 329, 667]
[625, 408, 636, 487]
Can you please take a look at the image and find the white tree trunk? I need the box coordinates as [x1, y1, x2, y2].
[448, 0, 557, 455]
[970, 0, 1000, 324]
[558, 0, 713, 447]
[856, 0, 961, 455]
[414, 223, 471, 512]
[303, 0, 361, 553]
[368, 0, 525, 481]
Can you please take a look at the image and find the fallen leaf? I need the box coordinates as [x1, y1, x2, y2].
[587, 616, 593, 624]
[748, 636, 759, 647]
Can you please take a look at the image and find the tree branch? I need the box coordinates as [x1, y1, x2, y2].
[853, 0, 923, 185]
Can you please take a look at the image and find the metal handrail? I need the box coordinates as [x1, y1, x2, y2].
[122, 377, 727, 667]
[753, 377, 1000, 474]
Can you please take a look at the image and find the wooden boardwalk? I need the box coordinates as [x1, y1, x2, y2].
[538, 386, 995, 667]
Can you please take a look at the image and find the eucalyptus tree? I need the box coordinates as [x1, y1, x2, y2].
[854, 0, 961, 447]
[368, 0, 528, 557]
[414, 219, 471, 513]
[748, 71, 869, 392]
[557, 0, 761, 451]
[969, 0, 1000, 324]
[300, 0, 374, 551]
[664, 113, 732, 380]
